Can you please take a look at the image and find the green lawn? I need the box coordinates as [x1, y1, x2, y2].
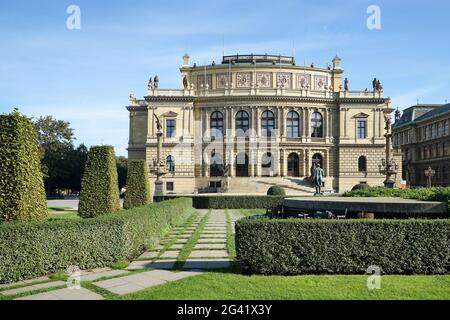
[47, 212, 81, 221]
[114, 270, 450, 300]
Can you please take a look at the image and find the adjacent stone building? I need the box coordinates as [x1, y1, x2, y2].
[393, 103, 450, 187]
[127, 53, 396, 194]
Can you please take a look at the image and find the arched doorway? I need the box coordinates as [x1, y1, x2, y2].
[235, 153, 249, 177]
[287, 153, 300, 177]
[261, 152, 275, 176]
[210, 151, 224, 177]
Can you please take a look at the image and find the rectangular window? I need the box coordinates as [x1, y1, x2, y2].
[166, 119, 176, 138]
[166, 182, 174, 191]
[357, 120, 367, 139]
[444, 120, 449, 136]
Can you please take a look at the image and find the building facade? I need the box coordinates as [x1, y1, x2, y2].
[393, 104, 450, 187]
[127, 54, 397, 194]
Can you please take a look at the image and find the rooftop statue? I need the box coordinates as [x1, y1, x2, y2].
[183, 76, 189, 89]
[154, 75, 159, 89]
[344, 78, 349, 91]
[148, 77, 153, 90]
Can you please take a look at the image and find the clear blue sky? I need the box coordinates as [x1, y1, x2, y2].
[1, 0, 449, 156]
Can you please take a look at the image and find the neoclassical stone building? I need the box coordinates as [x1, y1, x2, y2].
[127, 54, 395, 194]
[393, 103, 450, 187]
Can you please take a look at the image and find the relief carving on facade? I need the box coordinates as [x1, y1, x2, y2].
[297, 74, 311, 89]
[256, 72, 272, 88]
[236, 73, 252, 88]
[315, 76, 328, 90]
[277, 72, 292, 88]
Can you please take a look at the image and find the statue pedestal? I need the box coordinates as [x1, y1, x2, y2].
[154, 180, 164, 202]
[383, 179, 395, 189]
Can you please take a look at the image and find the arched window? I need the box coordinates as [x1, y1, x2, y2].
[210, 111, 223, 139]
[311, 112, 323, 138]
[358, 156, 367, 172]
[261, 110, 275, 137]
[311, 153, 323, 176]
[235, 111, 249, 134]
[210, 151, 224, 177]
[287, 111, 300, 138]
[166, 155, 175, 173]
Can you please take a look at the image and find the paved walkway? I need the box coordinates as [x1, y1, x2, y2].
[0, 209, 245, 300]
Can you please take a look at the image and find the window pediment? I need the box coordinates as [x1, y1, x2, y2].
[162, 111, 178, 118]
[353, 112, 370, 119]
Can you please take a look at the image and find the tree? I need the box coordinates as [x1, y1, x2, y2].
[0, 110, 47, 222]
[65, 144, 88, 193]
[116, 156, 128, 191]
[33, 116, 75, 196]
[78, 146, 120, 218]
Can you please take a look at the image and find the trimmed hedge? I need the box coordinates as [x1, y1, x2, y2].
[0, 111, 47, 222]
[79, 146, 120, 218]
[124, 160, 151, 209]
[0, 198, 194, 284]
[236, 218, 450, 275]
[267, 186, 286, 196]
[161, 195, 286, 209]
[344, 186, 450, 212]
[351, 183, 370, 191]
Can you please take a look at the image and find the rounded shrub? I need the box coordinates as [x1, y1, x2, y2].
[351, 183, 370, 192]
[124, 160, 152, 209]
[267, 186, 286, 196]
[0, 110, 47, 222]
[78, 146, 120, 218]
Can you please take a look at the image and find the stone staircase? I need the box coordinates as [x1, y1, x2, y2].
[226, 176, 316, 195]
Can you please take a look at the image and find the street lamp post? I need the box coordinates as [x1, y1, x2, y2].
[378, 108, 398, 188]
[150, 114, 167, 201]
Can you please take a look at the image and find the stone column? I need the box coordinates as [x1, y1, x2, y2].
[282, 149, 287, 176]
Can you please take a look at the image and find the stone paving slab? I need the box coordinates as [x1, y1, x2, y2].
[200, 235, 226, 239]
[194, 243, 227, 250]
[197, 238, 227, 243]
[126, 259, 176, 270]
[167, 244, 184, 250]
[95, 274, 165, 295]
[189, 250, 229, 258]
[183, 259, 231, 270]
[138, 251, 159, 259]
[1, 280, 66, 296]
[176, 238, 190, 244]
[95, 269, 204, 295]
[16, 287, 104, 300]
[0, 276, 51, 291]
[81, 269, 130, 282]
[159, 251, 180, 259]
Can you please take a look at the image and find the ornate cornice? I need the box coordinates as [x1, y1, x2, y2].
[195, 95, 336, 104]
[144, 95, 195, 103]
[337, 97, 390, 104]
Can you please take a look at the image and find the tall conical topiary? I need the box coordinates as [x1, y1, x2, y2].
[123, 160, 151, 209]
[0, 110, 47, 222]
[78, 145, 120, 218]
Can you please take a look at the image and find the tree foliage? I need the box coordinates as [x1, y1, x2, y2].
[124, 160, 151, 209]
[0, 110, 47, 222]
[78, 146, 120, 218]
